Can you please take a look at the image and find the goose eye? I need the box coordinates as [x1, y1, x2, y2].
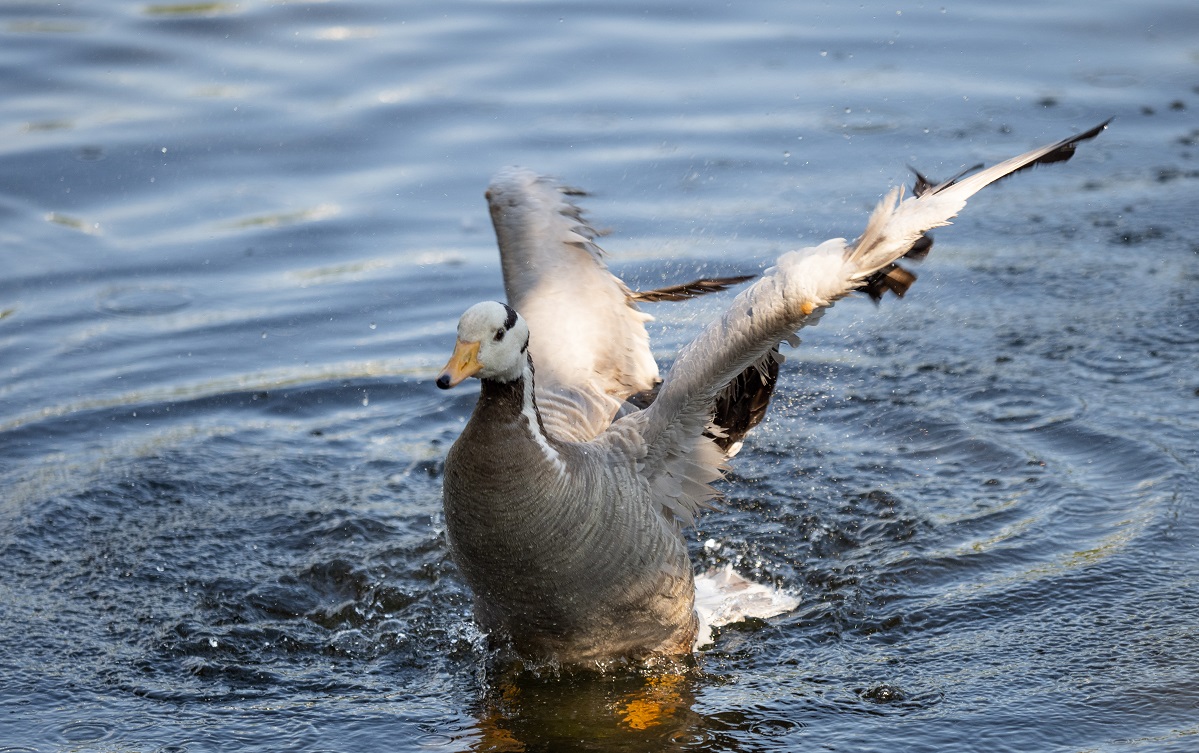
[494, 328, 505, 342]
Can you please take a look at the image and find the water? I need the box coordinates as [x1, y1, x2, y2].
[2, 0, 1197, 750]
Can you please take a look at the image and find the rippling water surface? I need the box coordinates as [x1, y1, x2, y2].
[2, 1, 1197, 751]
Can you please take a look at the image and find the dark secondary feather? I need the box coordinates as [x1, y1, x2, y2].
[630, 275, 756, 303]
[625, 273, 769, 452]
[708, 347, 780, 453]
[626, 346, 780, 456]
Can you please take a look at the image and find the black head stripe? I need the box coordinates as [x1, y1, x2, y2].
[502, 303, 518, 331]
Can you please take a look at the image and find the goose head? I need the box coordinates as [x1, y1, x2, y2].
[436, 301, 530, 389]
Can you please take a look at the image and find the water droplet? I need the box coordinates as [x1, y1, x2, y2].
[369, 322, 377, 330]
[208, 637, 218, 648]
[76, 145, 105, 161]
[819, 50, 827, 57]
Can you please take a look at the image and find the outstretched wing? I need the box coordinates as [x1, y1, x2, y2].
[486, 167, 755, 441]
[486, 168, 660, 440]
[620, 121, 1109, 523]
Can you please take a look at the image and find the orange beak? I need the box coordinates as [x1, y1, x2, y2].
[436, 339, 482, 389]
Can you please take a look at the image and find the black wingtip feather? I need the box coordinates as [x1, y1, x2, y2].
[905, 233, 934, 262]
[630, 274, 756, 303]
[1002, 118, 1111, 179]
[908, 119, 1110, 200]
[910, 162, 985, 197]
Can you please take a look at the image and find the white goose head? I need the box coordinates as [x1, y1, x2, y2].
[436, 301, 531, 389]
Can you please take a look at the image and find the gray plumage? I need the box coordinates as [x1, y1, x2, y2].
[436, 121, 1108, 667]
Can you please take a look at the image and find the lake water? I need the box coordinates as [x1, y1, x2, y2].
[2, 1, 1197, 751]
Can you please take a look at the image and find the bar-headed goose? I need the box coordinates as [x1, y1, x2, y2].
[436, 121, 1108, 668]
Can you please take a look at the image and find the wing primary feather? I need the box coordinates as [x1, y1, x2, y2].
[849, 120, 1111, 287]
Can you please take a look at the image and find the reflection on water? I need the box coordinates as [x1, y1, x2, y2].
[2, 0, 1199, 751]
[471, 669, 704, 752]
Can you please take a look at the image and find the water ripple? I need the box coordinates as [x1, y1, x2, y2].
[97, 284, 194, 317]
[59, 719, 116, 745]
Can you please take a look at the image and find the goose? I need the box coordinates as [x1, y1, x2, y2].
[435, 121, 1109, 667]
